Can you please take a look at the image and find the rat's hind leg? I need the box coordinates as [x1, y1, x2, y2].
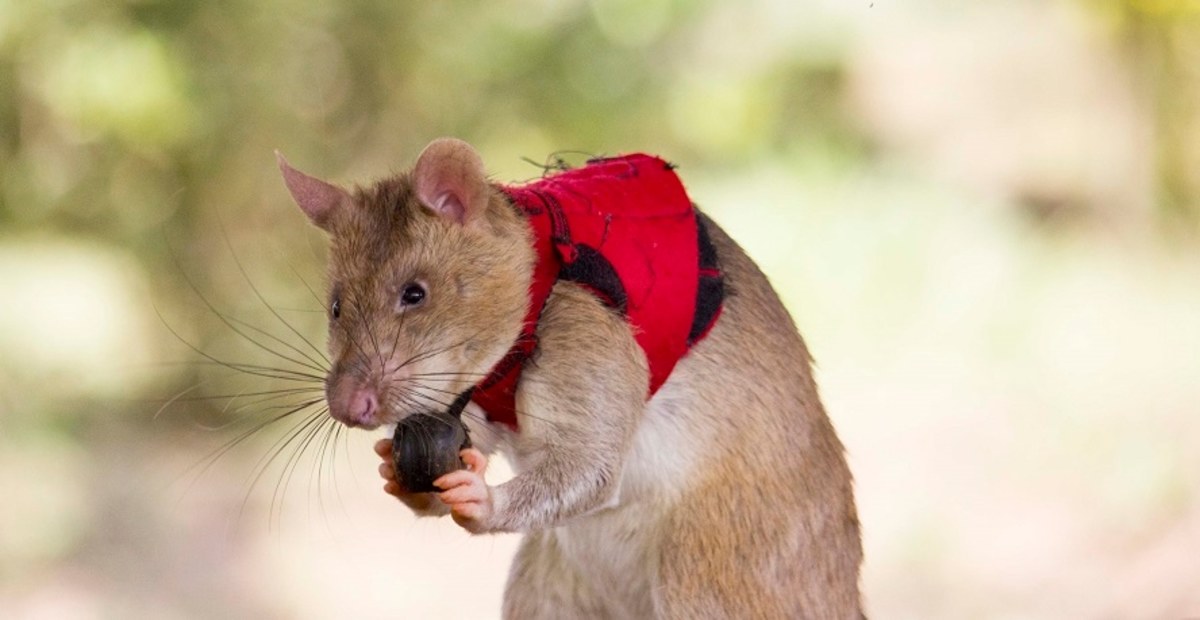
[502, 530, 608, 620]
[654, 456, 863, 620]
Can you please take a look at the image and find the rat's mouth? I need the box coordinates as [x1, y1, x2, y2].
[367, 385, 476, 431]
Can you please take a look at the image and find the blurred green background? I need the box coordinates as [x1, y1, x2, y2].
[2, 0, 1199, 618]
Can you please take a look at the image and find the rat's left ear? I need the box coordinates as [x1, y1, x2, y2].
[412, 138, 489, 225]
[276, 151, 349, 231]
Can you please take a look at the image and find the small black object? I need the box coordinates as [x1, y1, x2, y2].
[391, 389, 473, 493]
[399, 282, 426, 307]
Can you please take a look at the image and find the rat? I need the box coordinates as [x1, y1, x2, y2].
[277, 138, 863, 618]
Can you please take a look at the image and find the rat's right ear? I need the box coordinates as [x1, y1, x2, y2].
[276, 151, 349, 231]
[412, 138, 489, 225]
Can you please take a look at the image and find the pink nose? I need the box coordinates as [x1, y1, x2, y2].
[331, 385, 379, 427]
[348, 389, 378, 425]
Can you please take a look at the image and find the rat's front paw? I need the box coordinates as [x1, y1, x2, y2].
[374, 438, 447, 516]
[434, 448, 493, 533]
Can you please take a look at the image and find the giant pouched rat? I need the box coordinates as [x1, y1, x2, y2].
[278, 138, 863, 618]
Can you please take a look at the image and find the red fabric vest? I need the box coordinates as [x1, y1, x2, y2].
[470, 154, 723, 429]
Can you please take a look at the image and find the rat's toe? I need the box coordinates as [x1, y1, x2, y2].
[378, 462, 396, 480]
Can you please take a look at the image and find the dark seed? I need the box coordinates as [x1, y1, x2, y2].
[391, 410, 471, 493]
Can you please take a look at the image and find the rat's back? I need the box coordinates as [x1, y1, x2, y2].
[651, 213, 863, 617]
[510, 211, 864, 619]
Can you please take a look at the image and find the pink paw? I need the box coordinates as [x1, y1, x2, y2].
[435, 448, 492, 533]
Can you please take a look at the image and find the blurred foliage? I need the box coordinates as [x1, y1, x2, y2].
[1, 0, 1199, 618]
[0, 0, 859, 237]
[1094, 0, 1200, 230]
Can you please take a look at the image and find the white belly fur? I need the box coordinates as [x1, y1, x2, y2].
[545, 367, 719, 616]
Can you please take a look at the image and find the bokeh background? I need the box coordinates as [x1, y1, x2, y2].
[2, 0, 1199, 617]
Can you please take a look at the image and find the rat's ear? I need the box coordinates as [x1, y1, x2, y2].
[412, 138, 489, 225]
[276, 151, 349, 231]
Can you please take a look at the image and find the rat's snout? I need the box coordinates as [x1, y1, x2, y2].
[327, 378, 381, 429]
[346, 388, 378, 427]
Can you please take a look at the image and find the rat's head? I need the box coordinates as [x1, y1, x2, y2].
[278, 138, 531, 429]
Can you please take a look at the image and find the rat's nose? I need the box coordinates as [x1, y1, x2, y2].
[347, 388, 378, 426]
[330, 382, 380, 428]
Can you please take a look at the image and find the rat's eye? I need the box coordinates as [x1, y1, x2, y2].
[331, 297, 341, 319]
[400, 282, 426, 307]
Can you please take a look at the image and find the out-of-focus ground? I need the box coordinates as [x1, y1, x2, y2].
[2, 0, 1199, 618]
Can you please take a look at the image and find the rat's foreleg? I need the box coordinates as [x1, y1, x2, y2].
[442, 285, 649, 534]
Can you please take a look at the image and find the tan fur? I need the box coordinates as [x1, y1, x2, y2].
[496, 215, 862, 619]
[319, 170, 535, 425]
[287, 141, 863, 619]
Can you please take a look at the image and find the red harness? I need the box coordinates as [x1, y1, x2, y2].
[470, 154, 724, 429]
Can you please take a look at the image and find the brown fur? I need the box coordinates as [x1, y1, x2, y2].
[653, 214, 862, 618]
[319, 170, 534, 423]
[283, 139, 863, 619]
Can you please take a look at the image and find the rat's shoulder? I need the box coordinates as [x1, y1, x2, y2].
[535, 280, 639, 353]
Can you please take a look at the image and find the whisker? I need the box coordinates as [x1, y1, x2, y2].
[340, 420, 361, 494]
[384, 289, 412, 377]
[270, 410, 331, 531]
[394, 331, 487, 370]
[153, 380, 209, 422]
[236, 406, 328, 530]
[387, 387, 505, 443]
[161, 240, 327, 375]
[153, 307, 327, 384]
[400, 380, 557, 427]
[278, 413, 329, 531]
[289, 266, 327, 310]
[172, 397, 326, 508]
[216, 213, 331, 368]
[408, 371, 552, 388]
[155, 386, 324, 405]
[355, 301, 389, 376]
[327, 422, 354, 527]
[155, 359, 326, 382]
[223, 313, 329, 374]
[310, 417, 340, 537]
